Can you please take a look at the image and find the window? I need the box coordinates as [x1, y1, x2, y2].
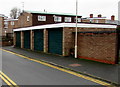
[75, 18, 81, 22]
[90, 19, 93, 23]
[4, 21, 8, 29]
[78, 18, 81, 22]
[11, 21, 14, 25]
[27, 16, 30, 21]
[54, 16, 62, 22]
[38, 15, 46, 21]
[96, 20, 99, 23]
[65, 17, 71, 22]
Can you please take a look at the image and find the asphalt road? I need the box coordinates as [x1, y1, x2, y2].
[1, 49, 107, 86]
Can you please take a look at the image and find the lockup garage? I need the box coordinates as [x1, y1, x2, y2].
[34, 29, 44, 51]
[13, 23, 119, 64]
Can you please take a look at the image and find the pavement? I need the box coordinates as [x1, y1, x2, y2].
[2, 46, 120, 86]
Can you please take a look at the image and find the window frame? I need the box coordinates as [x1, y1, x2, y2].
[38, 15, 46, 21]
[75, 18, 81, 22]
[27, 16, 30, 22]
[54, 16, 62, 22]
[11, 21, 14, 26]
[4, 21, 8, 29]
[64, 17, 72, 22]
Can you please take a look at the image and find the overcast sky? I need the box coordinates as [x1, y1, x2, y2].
[0, 0, 120, 20]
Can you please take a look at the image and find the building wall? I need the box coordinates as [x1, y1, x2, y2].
[32, 14, 54, 26]
[82, 19, 90, 23]
[63, 27, 117, 64]
[0, 17, 4, 37]
[93, 19, 106, 23]
[9, 20, 18, 29]
[32, 13, 81, 26]
[63, 27, 75, 56]
[44, 29, 48, 53]
[0, 17, 4, 29]
[2, 20, 18, 37]
[77, 33, 117, 64]
[82, 19, 106, 23]
[16, 12, 81, 27]
[14, 26, 117, 64]
[17, 12, 33, 28]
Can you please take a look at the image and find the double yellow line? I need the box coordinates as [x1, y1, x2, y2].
[1, 48, 112, 86]
[0, 71, 19, 87]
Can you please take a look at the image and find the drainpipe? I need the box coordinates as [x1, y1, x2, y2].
[75, 0, 78, 58]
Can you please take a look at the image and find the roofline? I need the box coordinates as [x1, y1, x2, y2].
[0, 14, 8, 18]
[4, 19, 18, 22]
[13, 23, 117, 32]
[83, 17, 107, 20]
[81, 22, 117, 25]
[24, 10, 82, 17]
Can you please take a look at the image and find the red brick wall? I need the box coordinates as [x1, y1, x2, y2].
[0, 17, 4, 29]
[44, 29, 48, 53]
[1, 41, 13, 46]
[63, 27, 117, 64]
[63, 27, 75, 56]
[0, 17, 4, 37]
[17, 12, 33, 28]
[77, 33, 117, 64]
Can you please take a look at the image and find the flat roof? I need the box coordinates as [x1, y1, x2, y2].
[25, 10, 82, 17]
[13, 23, 117, 32]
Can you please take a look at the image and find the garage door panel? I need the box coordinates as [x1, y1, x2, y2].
[24, 31, 30, 49]
[34, 30, 43, 51]
[48, 28, 63, 55]
[16, 32, 21, 48]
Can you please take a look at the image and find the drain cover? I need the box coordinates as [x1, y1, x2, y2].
[69, 63, 81, 67]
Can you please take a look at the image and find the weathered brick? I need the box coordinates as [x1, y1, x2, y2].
[63, 27, 117, 64]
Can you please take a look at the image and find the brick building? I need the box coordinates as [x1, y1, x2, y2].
[0, 14, 18, 46]
[15, 11, 82, 28]
[1, 11, 82, 46]
[13, 23, 119, 64]
[82, 14, 118, 24]
[0, 14, 8, 37]
[0, 14, 18, 38]
[3, 19, 18, 38]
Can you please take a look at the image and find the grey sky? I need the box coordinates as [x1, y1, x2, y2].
[0, 0, 119, 20]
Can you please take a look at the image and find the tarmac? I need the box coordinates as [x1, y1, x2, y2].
[2, 46, 120, 86]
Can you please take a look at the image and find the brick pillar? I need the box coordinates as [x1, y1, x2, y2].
[13, 32, 16, 47]
[21, 31, 24, 48]
[63, 28, 65, 56]
[63, 27, 74, 56]
[44, 29, 48, 53]
[30, 30, 34, 50]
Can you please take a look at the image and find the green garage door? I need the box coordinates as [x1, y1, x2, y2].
[16, 32, 21, 48]
[48, 28, 63, 55]
[34, 30, 43, 51]
[24, 31, 30, 49]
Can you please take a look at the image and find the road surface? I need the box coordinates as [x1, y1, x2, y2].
[1, 48, 110, 86]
